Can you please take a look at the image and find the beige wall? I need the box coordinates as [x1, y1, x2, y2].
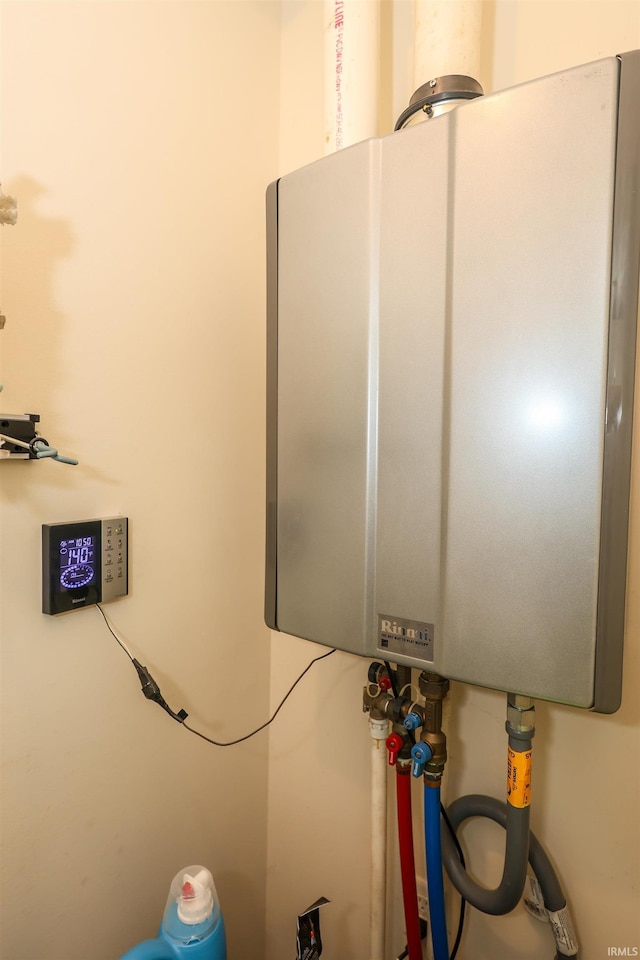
[0, 3, 279, 958]
[268, 3, 640, 959]
[2, 3, 639, 960]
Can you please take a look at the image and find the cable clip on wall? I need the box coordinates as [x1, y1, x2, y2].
[0, 414, 78, 465]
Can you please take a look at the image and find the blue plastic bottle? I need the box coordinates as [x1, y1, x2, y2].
[120, 865, 226, 960]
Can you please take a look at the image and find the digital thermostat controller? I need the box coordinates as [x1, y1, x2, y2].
[42, 517, 128, 615]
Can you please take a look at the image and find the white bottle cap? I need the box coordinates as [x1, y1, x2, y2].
[176, 867, 215, 925]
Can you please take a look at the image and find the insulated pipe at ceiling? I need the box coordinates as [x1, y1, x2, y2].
[323, 0, 380, 153]
[413, 0, 482, 90]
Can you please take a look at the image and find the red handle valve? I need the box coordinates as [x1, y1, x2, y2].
[386, 732, 404, 766]
[378, 675, 392, 692]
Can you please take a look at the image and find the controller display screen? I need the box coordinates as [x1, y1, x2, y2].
[59, 536, 97, 590]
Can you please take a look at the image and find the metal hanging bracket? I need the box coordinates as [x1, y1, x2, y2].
[0, 413, 79, 465]
[395, 75, 483, 130]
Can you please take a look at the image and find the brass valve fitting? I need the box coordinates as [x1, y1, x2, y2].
[418, 672, 450, 777]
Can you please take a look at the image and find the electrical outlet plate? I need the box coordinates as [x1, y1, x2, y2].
[416, 877, 429, 921]
[416, 877, 439, 960]
[417, 893, 429, 922]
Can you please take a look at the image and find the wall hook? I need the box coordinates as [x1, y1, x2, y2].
[0, 414, 78, 465]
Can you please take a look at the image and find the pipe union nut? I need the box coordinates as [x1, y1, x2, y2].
[419, 674, 450, 699]
[507, 703, 535, 734]
[509, 694, 535, 710]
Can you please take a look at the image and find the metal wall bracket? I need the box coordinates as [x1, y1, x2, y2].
[0, 414, 78, 465]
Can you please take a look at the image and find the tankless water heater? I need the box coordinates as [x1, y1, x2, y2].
[265, 53, 640, 712]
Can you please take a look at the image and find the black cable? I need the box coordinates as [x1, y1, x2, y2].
[383, 659, 400, 699]
[182, 648, 336, 747]
[97, 604, 189, 721]
[100, 607, 463, 947]
[96, 605, 336, 746]
[441, 803, 466, 960]
[396, 919, 428, 959]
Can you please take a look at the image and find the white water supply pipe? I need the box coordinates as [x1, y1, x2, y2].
[413, 0, 482, 89]
[323, 0, 380, 153]
[369, 716, 389, 960]
[324, 3, 385, 956]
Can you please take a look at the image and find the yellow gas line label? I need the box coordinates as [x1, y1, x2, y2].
[507, 746, 532, 807]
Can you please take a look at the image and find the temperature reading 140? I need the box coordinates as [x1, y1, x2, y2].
[61, 537, 94, 566]
[59, 535, 97, 590]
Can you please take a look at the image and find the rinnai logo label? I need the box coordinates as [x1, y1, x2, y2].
[378, 615, 434, 660]
[608, 949, 639, 956]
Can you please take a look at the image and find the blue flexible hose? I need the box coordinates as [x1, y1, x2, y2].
[424, 781, 449, 960]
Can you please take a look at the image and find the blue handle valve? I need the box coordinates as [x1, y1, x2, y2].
[404, 711, 423, 732]
[410, 741, 432, 778]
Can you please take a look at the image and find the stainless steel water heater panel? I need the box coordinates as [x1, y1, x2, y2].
[266, 53, 640, 711]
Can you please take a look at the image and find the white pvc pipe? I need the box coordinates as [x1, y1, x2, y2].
[323, 5, 385, 941]
[413, 0, 482, 90]
[369, 716, 388, 960]
[324, 0, 380, 153]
